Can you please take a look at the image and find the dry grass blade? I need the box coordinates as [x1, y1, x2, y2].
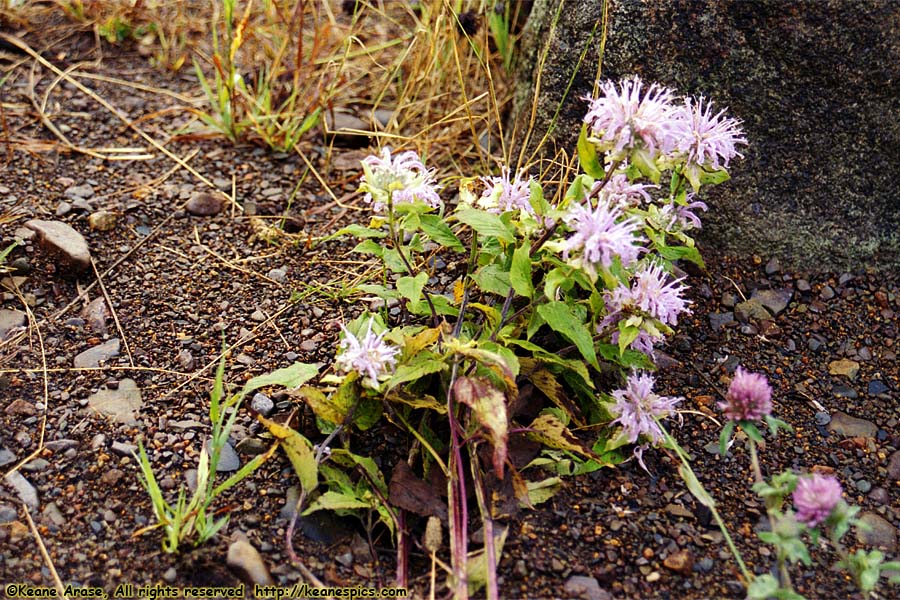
[21, 503, 70, 600]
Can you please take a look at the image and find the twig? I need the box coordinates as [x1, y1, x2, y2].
[22, 504, 70, 600]
[91, 258, 134, 367]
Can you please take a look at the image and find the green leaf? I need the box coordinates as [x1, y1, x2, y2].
[471, 264, 512, 297]
[719, 421, 735, 456]
[355, 283, 401, 301]
[510, 242, 534, 299]
[678, 464, 716, 508]
[656, 244, 705, 269]
[397, 271, 428, 305]
[239, 362, 319, 403]
[303, 490, 371, 514]
[700, 167, 731, 186]
[537, 301, 599, 370]
[617, 323, 640, 356]
[742, 421, 764, 443]
[465, 525, 508, 595]
[420, 214, 464, 251]
[577, 124, 606, 178]
[328, 223, 386, 240]
[387, 352, 447, 390]
[454, 206, 515, 243]
[257, 415, 318, 494]
[352, 239, 383, 256]
[746, 575, 779, 600]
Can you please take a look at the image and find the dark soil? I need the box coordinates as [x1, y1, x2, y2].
[1, 27, 897, 600]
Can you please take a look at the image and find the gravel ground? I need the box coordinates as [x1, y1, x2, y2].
[0, 29, 897, 600]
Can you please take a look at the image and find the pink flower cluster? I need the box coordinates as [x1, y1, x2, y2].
[584, 76, 746, 169]
[793, 474, 843, 527]
[719, 367, 773, 422]
[611, 371, 682, 446]
[360, 147, 441, 212]
[561, 201, 645, 278]
[478, 166, 533, 214]
[335, 319, 400, 388]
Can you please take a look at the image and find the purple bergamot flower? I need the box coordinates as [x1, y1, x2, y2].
[611, 371, 682, 445]
[605, 262, 692, 326]
[561, 200, 644, 278]
[674, 96, 747, 170]
[793, 474, 843, 528]
[335, 319, 400, 387]
[592, 172, 656, 208]
[360, 147, 441, 212]
[478, 166, 533, 214]
[719, 367, 773, 422]
[584, 76, 683, 160]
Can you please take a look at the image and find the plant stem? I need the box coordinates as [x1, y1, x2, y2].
[749, 439, 794, 591]
[387, 202, 440, 326]
[447, 360, 469, 600]
[470, 444, 498, 600]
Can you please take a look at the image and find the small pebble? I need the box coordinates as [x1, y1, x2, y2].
[814, 412, 831, 426]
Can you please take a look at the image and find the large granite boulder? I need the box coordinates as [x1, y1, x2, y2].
[514, 0, 900, 271]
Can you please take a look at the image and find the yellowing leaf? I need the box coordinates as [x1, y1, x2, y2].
[453, 279, 466, 304]
[526, 477, 562, 506]
[453, 376, 508, 477]
[256, 415, 317, 494]
[526, 413, 599, 460]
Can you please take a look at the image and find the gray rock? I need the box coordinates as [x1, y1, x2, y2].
[0, 447, 16, 467]
[856, 512, 897, 551]
[74, 338, 120, 368]
[206, 441, 240, 472]
[110, 441, 137, 457]
[814, 412, 831, 426]
[515, 0, 900, 272]
[176, 349, 195, 370]
[0, 503, 17, 523]
[751, 288, 793, 316]
[3, 470, 39, 510]
[325, 111, 373, 147]
[82, 297, 109, 335]
[267, 268, 287, 283]
[55, 201, 72, 216]
[564, 575, 611, 600]
[832, 384, 858, 399]
[250, 392, 274, 417]
[87, 378, 143, 424]
[24, 219, 92, 274]
[855, 479, 872, 494]
[735, 298, 771, 322]
[764, 257, 781, 275]
[827, 411, 877, 438]
[796, 279, 811, 292]
[888, 451, 900, 480]
[820, 285, 836, 300]
[42, 502, 66, 527]
[227, 539, 274, 585]
[44, 439, 78, 452]
[868, 380, 889, 395]
[64, 183, 94, 199]
[186, 192, 223, 216]
[708, 311, 735, 332]
[0, 309, 26, 339]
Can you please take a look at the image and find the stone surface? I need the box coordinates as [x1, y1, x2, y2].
[74, 338, 121, 368]
[186, 192, 223, 216]
[828, 359, 860, 380]
[888, 451, 900, 480]
[3, 471, 39, 510]
[206, 441, 240, 472]
[856, 512, 897, 551]
[827, 411, 877, 438]
[563, 575, 611, 600]
[24, 219, 92, 274]
[751, 288, 793, 316]
[0, 309, 26, 338]
[734, 298, 771, 322]
[227, 539, 274, 585]
[515, 0, 900, 271]
[87, 378, 143, 424]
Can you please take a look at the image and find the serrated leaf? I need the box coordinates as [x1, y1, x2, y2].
[510, 242, 534, 299]
[577, 124, 606, 178]
[397, 271, 428, 305]
[292, 385, 345, 425]
[402, 326, 442, 358]
[384, 389, 447, 413]
[420, 214, 464, 251]
[453, 376, 508, 477]
[257, 415, 317, 494]
[536, 301, 599, 369]
[454, 206, 515, 243]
